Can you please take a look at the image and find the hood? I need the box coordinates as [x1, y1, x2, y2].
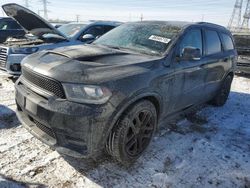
[2, 3, 67, 40]
[22, 44, 161, 83]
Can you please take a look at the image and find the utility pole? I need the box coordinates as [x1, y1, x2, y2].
[241, 0, 250, 32]
[228, 0, 243, 32]
[140, 13, 143, 22]
[76, 15, 80, 22]
[40, 0, 49, 20]
[201, 14, 205, 22]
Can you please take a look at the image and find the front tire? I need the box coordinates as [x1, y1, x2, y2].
[107, 100, 157, 165]
[210, 75, 233, 106]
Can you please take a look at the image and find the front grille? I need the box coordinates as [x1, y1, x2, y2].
[0, 47, 8, 68]
[33, 119, 56, 139]
[22, 68, 66, 98]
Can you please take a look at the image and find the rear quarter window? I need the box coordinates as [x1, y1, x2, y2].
[205, 30, 222, 55]
[221, 33, 234, 51]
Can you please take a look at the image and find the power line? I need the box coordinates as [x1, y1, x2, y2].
[76, 14, 80, 22]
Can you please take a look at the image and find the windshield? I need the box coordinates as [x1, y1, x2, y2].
[58, 23, 87, 38]
[94, 22, 182, 55]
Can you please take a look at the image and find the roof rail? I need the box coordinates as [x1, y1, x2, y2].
[196, 22, 228, 30]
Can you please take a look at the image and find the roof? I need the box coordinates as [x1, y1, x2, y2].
[66, 20, 122, 27]
[89, 20, 123, 26]
[131, 21, 229, 32]
[134, 20, 192, 28]
[196, 22, 228, 31]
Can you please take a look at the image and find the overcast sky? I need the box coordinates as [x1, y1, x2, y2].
[0, 0, 237, 26]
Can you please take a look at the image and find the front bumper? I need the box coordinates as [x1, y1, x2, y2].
[0, 53, 26, 75]
[15, 78, 114, 158]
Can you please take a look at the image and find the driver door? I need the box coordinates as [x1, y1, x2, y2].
[172, 28, 207, 111]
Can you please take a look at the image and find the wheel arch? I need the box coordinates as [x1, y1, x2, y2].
[105, 92, 162, 141]
[227, 71, 234, 78]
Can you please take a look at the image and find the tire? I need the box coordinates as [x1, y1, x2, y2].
[106, 100, 157, 165]
[210, 75, 233, 107]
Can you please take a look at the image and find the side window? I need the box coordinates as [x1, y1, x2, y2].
[8, 21, 22, 30]
[0, 21, 8, 30]
[179, 29, 203, 57]
[84, 26, 104, 38]
[205, 30, 222, 55]
[103, 26, 115, 34]
[221, 33, 234, 51]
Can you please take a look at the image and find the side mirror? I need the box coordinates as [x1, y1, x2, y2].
[182, 47, 201, 61]
[81, 34, 95, 42]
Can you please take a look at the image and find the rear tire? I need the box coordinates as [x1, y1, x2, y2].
[106, 100, 157, 165]
[210, 75, 233, 107]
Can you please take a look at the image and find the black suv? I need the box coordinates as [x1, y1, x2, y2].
[15, 21, 237, 165]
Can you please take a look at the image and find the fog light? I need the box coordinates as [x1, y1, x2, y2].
[10, 64, 21, 72]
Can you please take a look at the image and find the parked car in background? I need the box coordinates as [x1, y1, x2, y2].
[0, 17, 25, 43]
[234, 34, 250, 74]
[15, 21, 237, 165]
[0, 3, 121, 75]
[50, 23, 65, 28]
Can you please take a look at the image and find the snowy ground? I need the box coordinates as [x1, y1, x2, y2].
[0, 70, 249, 188]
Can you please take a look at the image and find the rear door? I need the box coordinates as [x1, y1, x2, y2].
[172, 27, 206, 111]
[202, 29, 234, 100]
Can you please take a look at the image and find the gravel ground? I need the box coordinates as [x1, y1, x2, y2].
[0, 71, 250, 188]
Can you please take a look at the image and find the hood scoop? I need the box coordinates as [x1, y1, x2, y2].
[50, 44, 129, 62]
[75, 52, 129, 62]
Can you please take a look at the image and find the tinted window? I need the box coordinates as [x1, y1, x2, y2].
[179, 29, 203, 57]
[221, 34, 234, 50]
[8, 21, 22, 29]
[103, 25, 115, 33]
[0, 20, 22, 30]
[85, 26, 104, 38]
[205, 30, 222, 55]
[0, 21, 8, 30]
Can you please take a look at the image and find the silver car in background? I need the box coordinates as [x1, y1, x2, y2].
[0, 3, 121, 75]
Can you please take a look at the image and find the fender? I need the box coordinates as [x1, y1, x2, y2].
[102, 91, 163, 144]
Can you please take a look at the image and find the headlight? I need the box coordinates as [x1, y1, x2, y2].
[11, 47, 39, 54]
[63, 84, 112, 104]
